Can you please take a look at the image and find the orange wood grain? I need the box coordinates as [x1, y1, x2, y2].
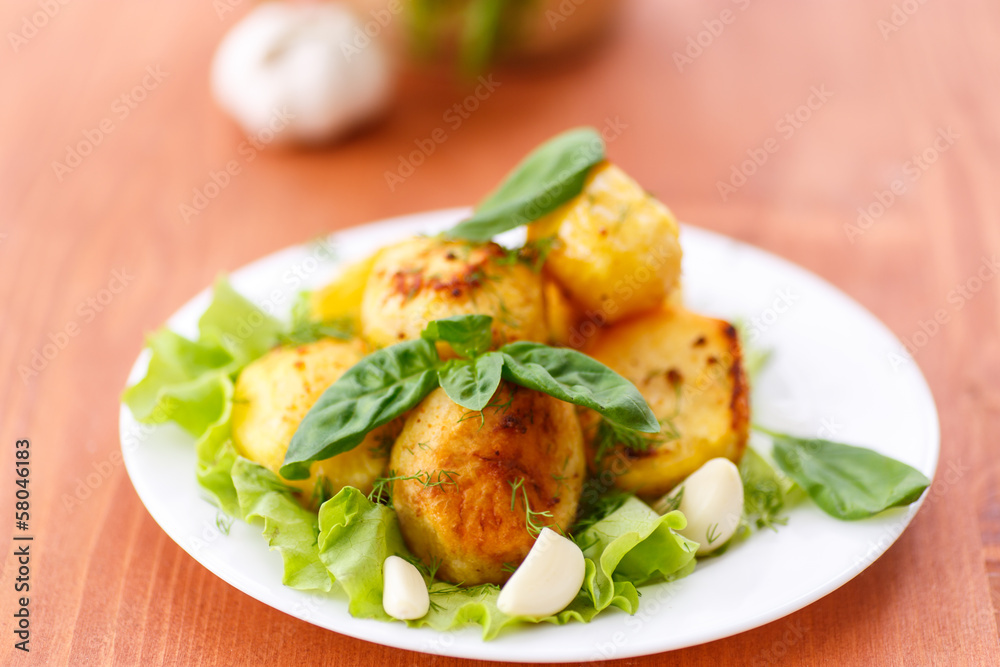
[2, 0, 999, 664]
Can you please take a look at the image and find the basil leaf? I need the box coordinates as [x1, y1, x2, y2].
[769, 432, 931, 520]
[437, 352, 504, 411]
[499, 341, 659, 433]
[280, 339, 441, 479]
[421, 314, 494, 359]
[445, 128, 605, 242]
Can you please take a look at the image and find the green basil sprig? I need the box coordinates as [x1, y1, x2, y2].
[760, 428, 931, 521]
[281, 314, 658, 479]
[444, 127, 606, 242]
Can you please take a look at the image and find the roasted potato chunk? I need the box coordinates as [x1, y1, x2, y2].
[582, 307, 749, 499]
[360, 236, 548, 352]
[527, 162, 683, 324]
[542, 276, 581, 347]
[390, 383, 586, 586]
[309, 253, 378, 326]
[232, 338, 397, 505]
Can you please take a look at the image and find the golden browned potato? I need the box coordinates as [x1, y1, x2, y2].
[309, 253, 378, 327]
[542, 275, 581, 348]
[527, 162, 683, 324]
[231, 338, 398, 506]
[582, 306, 749, 499]
[359, 236, 547, 352]
[390, 383, 586, 585]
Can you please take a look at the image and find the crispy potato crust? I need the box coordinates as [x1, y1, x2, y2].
[390, 384, 586, 585]
[582, 306, 749, 499]
[231, 338, 396, 505]
[360, 237, 547, 352]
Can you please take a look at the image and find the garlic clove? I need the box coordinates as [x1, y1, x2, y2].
[496, 528, 585, 618]
[382, 555, 429, 620]
[656, 458, 744, 555]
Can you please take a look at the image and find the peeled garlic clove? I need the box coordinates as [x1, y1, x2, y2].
[496, 528, 585, 618]
[211, 2, 393, 145]
[382, 555, 429, 620]
[658, 458, 744, 555]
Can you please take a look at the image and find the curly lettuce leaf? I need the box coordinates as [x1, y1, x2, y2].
[317, 486, 408, 619]
[315, 489, 696, 639]
[122, 276, 282, 437]
[231, 457, 333, 592]
[192, 376, 241, 516]
[574, 497, 698, 609]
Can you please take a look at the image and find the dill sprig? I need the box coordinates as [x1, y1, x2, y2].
[458, 386, 516, 428]
[508, 477, 553, 537]
[592, 383, 682, 466]
[496, 237, 560, 272]
[215, 512, 234, 536]
[571, 488, 633, 537]
[651, 486, 683, 515]
[278, 291, 354, 346]
[368, 469, 460, 508]
[403, 553, 442, 583]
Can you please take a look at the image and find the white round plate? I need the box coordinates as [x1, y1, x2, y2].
[120, 208, 939, 662]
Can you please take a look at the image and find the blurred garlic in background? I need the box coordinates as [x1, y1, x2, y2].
[211, 2, 395, 145]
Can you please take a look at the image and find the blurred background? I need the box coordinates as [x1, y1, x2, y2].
[2, 0, 999, 664]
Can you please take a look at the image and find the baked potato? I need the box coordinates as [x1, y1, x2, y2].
[527, 162, 683, 324]
[582, 306, 749, 499]
[389, 383, 586, 585]
[359, 236, 547, 352]
[231, 338, 398, 506]
[309, 253, 379, 327]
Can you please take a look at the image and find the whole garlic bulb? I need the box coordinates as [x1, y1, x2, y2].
[211, 2, 394, 145]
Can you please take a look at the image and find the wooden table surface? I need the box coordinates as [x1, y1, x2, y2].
[3, 0, 999, 664]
